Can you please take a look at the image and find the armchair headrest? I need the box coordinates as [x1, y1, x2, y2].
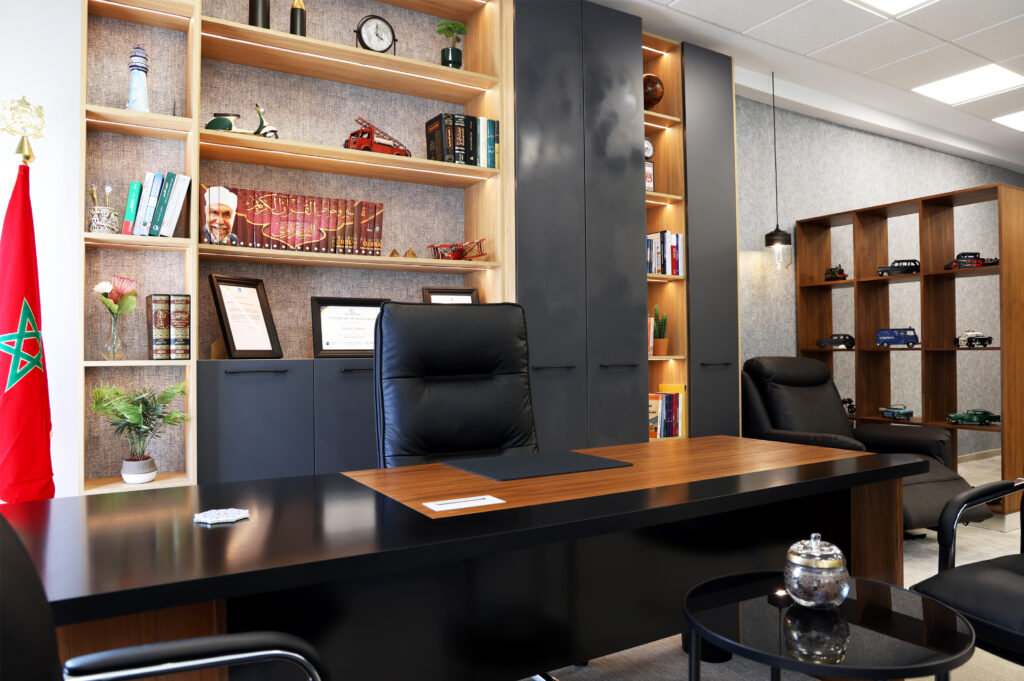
[743, 356, 832, 387]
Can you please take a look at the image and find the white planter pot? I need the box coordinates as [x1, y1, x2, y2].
[121, 457, 157, 484]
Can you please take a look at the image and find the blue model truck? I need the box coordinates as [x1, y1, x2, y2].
[876, 327, 919, 348]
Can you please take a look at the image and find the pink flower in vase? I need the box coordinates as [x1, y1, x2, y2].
[109, 275, 137, 304]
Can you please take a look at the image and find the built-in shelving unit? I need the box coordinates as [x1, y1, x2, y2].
[796, 183, 1024, 513]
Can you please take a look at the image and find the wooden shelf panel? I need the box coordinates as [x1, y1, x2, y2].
[84, 232, 193, 252]
[641, 32, 678, 55]
[926, 420, 1002, 433]
[85, 105, 194, 141]
[649, 355, 686, 361]
[647, 273, 685, 282]
[84, 471, 193, 495]
[373, 0, 488, 23]
[88, 0, 193, 32]
[857, 273, 921, 283]
[198, 243, 499, 273]
[800, 347, 854, 353]
[856, 415, 923, 426]
[646, 191, 683, 205]
[649, 435, 685, 441]
[857, 347, 922, 352]
[644, 111, 681, 129]
[923, 266, 1000, 279]
[798, 279, 854, 288]
[800, 184, 1002, 226]
[199, 130, 497, 188]
[84, 360, 191, 367]
[200, 17, 497, 104]
[923, 346, 1001, 351]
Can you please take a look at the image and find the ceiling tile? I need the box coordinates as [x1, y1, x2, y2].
[864, 43, 987, 88]
[1002, 55, 1024, 76]
[898, 0, 1024, 41]
[810, 20, 943, 73]
[666, 0, 807, 33]
[955, 85, 1024, 119]
[745, 0, 886, 55]
[954, 15, 1024, 62]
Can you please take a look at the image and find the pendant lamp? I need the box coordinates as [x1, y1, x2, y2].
[765, 72, 792, 269]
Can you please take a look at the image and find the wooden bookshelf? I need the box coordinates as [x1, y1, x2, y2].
[796, 184, 1024, 513]
[197, 243, 498, 273]
[85, 105, 194, 140]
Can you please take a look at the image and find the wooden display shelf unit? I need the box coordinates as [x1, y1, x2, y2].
[85, 105, 193, 141]
[84, 360, 192, 368]
[644, 110, 681, 129]
[645, 191, 683, 205]
[198, 244, 498, 273]
[83, 471, 193, 495]
[87, 0, 194, 32]
[796, 183, 1024, 513]
[84, 233, 194, 252]
[648, 273, 685, 282]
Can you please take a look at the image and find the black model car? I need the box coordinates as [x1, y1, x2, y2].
[817, 333, 855, 349]
[944, 251, 999, 270]
[877, 259, 920, 276]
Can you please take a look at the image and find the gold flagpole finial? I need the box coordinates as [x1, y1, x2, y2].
[0, 97, 45, 164]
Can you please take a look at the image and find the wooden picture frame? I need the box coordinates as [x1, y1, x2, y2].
[422, 287, 480, 304]
[208, 274, 282, 359]
[311, 297, 389, 358]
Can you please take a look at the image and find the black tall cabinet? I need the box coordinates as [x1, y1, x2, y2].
[515, 0, 648, 450]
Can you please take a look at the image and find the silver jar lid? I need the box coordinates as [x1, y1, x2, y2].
[786, 533, 846, 569]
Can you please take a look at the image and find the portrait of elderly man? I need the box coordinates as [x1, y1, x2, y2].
[202, 186, 239, 245]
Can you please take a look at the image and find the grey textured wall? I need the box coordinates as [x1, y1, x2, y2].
[736, 96, 1024, 457]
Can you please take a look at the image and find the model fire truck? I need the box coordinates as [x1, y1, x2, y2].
[343, 117, 412, 156]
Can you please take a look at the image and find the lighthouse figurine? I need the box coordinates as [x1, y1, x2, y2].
[126, 45, 150, 112]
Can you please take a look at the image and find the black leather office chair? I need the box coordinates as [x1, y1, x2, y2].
[373, 301, 539, 468]
[741, 356, 991, 530]
[0, 515, 330, 681]
[914, 478, 1024, 666]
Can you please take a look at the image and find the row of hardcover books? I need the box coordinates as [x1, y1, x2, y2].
[648, 389, 685, 439]
[647, 230, 685, 276]
[146, 294, 190, 360]
[123, 171, 192, 237]
[425, 113, 499, 168]
[199, 185, 384, 255]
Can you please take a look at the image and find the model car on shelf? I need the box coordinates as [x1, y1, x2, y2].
[946, 409, 1001, 426]
[943, 251, 999, 270]
[817, 333, 855, 349]
[841, 398, 855, 415]
[877, 259, 920, 276]
[875, 327, 919, 348]
[879, 404, 913, 420]
[954, 330, 993, 348]
[824, 265, 848, 281]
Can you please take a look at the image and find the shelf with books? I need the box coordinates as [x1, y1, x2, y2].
[199, 130, 498, 189]
[197, 243, 498, 273]
[85, 105, 194, 141]
[84, 233, 194, 252]
[87, 0, 195, 32]
[648, 273, 685, 282]
[200, 17, 497, 104]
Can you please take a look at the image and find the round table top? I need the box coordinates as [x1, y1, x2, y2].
[684, 571, 974, 679]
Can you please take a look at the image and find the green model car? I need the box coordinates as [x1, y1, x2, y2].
[946, 409, 1001, 426]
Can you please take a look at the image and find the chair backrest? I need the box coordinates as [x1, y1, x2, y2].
[373, 302, 539, 468]
[742, 356, 854, 438]
[1, 514, 62, 681]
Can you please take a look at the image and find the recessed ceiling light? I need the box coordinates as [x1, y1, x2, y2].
[847, 0, 934, 16]
[993, 110, 1024, 132]
[912, 65, 1024, 105]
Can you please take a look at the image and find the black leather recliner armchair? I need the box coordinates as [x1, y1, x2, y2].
[373, 302, 539, 468]
[741, 356, 990, 530]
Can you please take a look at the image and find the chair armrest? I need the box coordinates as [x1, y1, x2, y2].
[937, 478, 1024, 572]
[63, 631, 328, 681]
[853, 423, 952, 467]
[755, 430, 866, 451]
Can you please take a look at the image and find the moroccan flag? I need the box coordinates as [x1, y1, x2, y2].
[0, 164, 54, 501]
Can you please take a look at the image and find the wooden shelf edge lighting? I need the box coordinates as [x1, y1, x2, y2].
[83, 471, 193, 495]
[87, 0, 194, 32]
[198, 244, 498, 273]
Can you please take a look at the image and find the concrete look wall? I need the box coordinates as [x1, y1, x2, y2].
[736, 96, 1024, 456]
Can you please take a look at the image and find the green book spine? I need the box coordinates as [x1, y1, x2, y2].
[121, 181, 143, 234]
[149, 172, 175, 236]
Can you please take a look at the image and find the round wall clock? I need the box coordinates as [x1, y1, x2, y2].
[356, 15, 396, 53]
[643, 137, 655, 159]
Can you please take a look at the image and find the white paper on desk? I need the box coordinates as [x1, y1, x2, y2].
[423, 495, 505, 512]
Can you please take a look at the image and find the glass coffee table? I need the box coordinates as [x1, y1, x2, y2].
[684, 571, 974, 681]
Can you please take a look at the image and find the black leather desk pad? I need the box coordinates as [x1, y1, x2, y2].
[444, 451, 632, 481]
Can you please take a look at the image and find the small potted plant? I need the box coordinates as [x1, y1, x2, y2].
[90, 381, 189, 484]
[652, 305, 668, 356]
[94, 275, 137, 360]
[436, 20, 467, 69]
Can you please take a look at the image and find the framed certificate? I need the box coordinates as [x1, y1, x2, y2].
[209, 275, 282, 359]
[311, 297, 388, 357]
[422, 287, 480, 304]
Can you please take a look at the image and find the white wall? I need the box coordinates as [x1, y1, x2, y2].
[0, 2, 83, 496]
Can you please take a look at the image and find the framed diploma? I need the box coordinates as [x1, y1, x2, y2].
[209, 274, 282, 359]
[311, 297, 388, 357]
[422, 287, 480, 304]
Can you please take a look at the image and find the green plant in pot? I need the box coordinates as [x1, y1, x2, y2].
[652, 305, 669, 356]
[90, 381, 189, 484]
[437, 20, 467, 69]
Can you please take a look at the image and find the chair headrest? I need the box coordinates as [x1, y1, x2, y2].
[743, 356, 832, 388]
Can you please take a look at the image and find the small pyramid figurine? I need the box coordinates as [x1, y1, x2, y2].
[388, 248, 400, 257]
[403, 248, 418, 258]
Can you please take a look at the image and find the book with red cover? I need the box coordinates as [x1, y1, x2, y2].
[234, 187, 254, 249]
[345, 200, 358, 255]
[251, 190, 268, 250]
[146, 294, 170, 360]
[373, 202, 383, 256]
[306, 196, 321, 252]
[291, 194, 303, 251]
[327, 197, 339, 254]
[265, 190, 280, 249]
[313, 195, 330, 253]
[358, 201, 372, 255]
[169, 294, 190, 360]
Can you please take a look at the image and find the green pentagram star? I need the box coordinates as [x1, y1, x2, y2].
[0, 299, 45, 391]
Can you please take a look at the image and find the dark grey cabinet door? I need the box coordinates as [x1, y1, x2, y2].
[683, 43, 739, 437]
[313, 359, 376, 473]
[514, 0, 588, 451]
[197, 360, 314, 484]
[581, 1, 648, 447]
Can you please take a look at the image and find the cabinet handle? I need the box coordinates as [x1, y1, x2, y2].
[532, 364, 577, 370]
[699, 361, 734, 367]
[224, 369, 289, 374]
[600, 363, 640, 368]
[340, 368, 372, 373]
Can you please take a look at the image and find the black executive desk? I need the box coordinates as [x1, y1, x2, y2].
[3, 437, 925, 681]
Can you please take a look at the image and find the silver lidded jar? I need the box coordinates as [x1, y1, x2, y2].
[784, 533, 850, 608]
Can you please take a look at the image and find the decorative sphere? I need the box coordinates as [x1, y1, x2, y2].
[643, 74, 664, 110]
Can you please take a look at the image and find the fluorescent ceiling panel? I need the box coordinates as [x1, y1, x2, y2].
[849, 0, 933, 15]
[993, 110, 1024, 132]
[912, 64, 1024, 105]
[864, 44, 986, 89]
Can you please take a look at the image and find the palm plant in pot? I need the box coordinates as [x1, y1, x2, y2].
[436, 20, 467, 69]
[90, 381, 189, 484]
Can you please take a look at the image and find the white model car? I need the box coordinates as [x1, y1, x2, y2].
[954, 330, 993, 348]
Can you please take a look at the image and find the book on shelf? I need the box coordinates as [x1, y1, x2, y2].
[148, 171, 176, 236]
[425, 113, 455, 164]
[136, 172, 163, 236]
[659, 384, 687, 437]
[648, 391, 683, 438]
[132, 172, 157, 236]
[169, 294, 190, 360]
[426, 114, 499, 168]
[373, 202, 383, 256]
[121, 180, 143, 234]
[158, 174, 191, 237]
[453, 113, 467, 164]
[146, 294, 170, 360]
[646, 231, 685, 276]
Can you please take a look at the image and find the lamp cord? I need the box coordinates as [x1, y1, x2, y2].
[772, 72, 779, 228]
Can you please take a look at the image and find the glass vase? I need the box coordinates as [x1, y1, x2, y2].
[101, 314, 126, 360]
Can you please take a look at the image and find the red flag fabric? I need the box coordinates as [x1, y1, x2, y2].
[0, 164, 54, 501]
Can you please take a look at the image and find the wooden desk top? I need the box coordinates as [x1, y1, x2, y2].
[346, 435, 875, 518]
